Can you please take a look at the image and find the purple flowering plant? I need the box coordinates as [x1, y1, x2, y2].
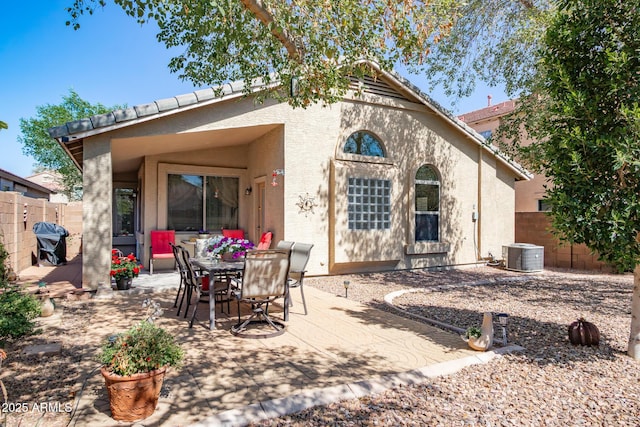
[206, 236, 255, 259]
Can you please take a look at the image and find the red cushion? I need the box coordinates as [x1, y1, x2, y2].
[222, 229, 245, 239]
[151, 253, 174, 259]
[201, 276, 209, 291]
[150, 230, 175, 256]
[256, 231, 272, 250]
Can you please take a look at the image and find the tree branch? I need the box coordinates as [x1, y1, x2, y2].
[519, 0, 534, 9]
[239, 0, 303, 61]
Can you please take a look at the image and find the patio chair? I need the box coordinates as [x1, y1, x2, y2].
[231, 249, 291, 338]
[256, 231, 273, 250]
[149, 230, 175, 275]
[180, 247, 233, 328]
[221, 228, 245, 239]
[285, 242, 314, 319]
[169, 242, 188, 309]
[275, 240, 295, 251]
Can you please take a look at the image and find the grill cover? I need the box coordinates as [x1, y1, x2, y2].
[33, 222, 69, 266]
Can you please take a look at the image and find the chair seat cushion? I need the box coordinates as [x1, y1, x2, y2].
[222, 229, 245, 239]
[152, 253, 175, 259]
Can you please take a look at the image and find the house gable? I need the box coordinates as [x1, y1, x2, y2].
[48, 61, 530, 181]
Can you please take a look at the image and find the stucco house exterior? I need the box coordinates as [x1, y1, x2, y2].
[49, 62, 530, 288]
[458, 98, 548, 213]
[0, 168, 53, 200]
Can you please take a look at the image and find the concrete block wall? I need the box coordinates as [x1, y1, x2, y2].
[515, 212, 611, 272]
[0, 192, 82, 274]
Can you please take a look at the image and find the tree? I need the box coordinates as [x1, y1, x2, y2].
[19, 89, 124, 200]
[0, 121, 7, 130]
[502, 0, 640, 359]
[67, 1, 553, 108]
[67, 0, 461, 107]
[420, 0, 553, 101]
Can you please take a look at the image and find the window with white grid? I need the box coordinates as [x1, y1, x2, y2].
[347, 178, 391, 230]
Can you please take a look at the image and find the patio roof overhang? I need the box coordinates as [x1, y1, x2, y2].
[110, 124, 280, 174]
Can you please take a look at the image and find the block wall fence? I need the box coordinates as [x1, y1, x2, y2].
[0, 194, 610, 276]
[0, 191, 82, 274]
[515, 212, 611, 272]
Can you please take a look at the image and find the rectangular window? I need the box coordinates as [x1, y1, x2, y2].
[415, 179, 440, 242]
[537, 199, 551, 212]
[348, 177, 390, 230]
[415, 213, 439, 241]
[114, 188, 135, 236]
[167, 174, 238, 232]
[479, 130, 492, 139]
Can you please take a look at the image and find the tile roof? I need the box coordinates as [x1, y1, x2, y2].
[458, 99, 517, 124]
[47, 61, 531, 180]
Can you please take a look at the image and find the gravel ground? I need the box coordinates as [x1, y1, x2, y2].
[2, 266, 639, 427]
[255, 267, 640, 426]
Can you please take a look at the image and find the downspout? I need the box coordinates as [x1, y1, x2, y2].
[477, 146, 483, 260]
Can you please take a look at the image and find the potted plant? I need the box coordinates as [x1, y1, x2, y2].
[110, 250, 141, 290]
[461, 312, 494, 351]
[206, 236, 255, 261]
[98, 299, 183, 422]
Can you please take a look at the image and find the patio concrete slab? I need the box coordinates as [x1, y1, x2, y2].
[17, 262, 510, 427]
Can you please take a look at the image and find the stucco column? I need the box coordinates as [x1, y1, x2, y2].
[82, 136, 112, 289]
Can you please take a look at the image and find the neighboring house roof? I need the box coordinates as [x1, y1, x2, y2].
[458, 99, 517, 124]
[48, 61, 531, 180]
[26, 171, 64, 193]
[0, 168, 53, 196]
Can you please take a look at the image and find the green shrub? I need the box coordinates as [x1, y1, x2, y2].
[98, 321, 183, 377]
[0, 236, 41, 342]
[0, 236, 8, 285]
[0, 285, 41, 341]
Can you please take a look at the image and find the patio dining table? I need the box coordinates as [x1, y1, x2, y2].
[190, 257, 244, 330]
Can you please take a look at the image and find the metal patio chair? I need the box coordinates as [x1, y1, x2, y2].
[231, 249, 291, 338]
[285, 242, 313, 319]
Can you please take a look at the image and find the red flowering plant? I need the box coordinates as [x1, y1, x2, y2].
[110, 250, 141, 281]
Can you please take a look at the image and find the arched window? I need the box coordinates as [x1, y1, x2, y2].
[415, 165, 440, 242]
[343, 131, 385, 157]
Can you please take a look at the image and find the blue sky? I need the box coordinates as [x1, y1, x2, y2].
[0, 1, 506, 178]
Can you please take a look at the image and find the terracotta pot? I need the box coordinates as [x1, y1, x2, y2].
[222, 252, 236, 261]
[101, 366, 167, 422]
[116, 277, 132, 290]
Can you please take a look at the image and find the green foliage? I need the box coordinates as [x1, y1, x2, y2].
[0, 286, 42, 342]
[110, 251, 141, 281]
[422, 0, 553, 101]
[98, 321, 183, 377]
[501, 0, 640, 271]
[18, 89, 125, 200]
[0, 121, 7, 130]
[465, 326, 482, 339]
[66, 0, 460, 108]
[0, 236, 41, 342]
[0, 237, 7, 284]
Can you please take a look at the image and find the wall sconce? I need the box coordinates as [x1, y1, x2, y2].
[245, 187, 252, 196]
[271, 169, 285, 187]
[343, 280, 350, 298]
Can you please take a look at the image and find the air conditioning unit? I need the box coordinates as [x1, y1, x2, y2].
[502, 243, 544, 272]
